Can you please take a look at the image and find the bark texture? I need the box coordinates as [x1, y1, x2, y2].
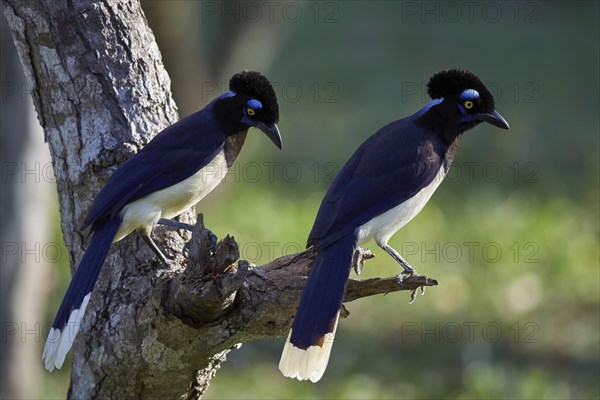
[2, 1, 438, 398]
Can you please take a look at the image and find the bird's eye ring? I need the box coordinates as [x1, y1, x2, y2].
[247, 108, 256, 116]
[464, 101, 474, 110]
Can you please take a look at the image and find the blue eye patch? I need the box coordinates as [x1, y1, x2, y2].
[247, 99, 263, 109]
[460, 89, 479, 100]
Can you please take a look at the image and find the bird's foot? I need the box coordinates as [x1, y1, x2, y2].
[352, 247, 375, 275]
[207, 230, 218, 254]
[395, 270, 425, 304]
[395, 270, 415, 286]
[182, 228, 217, 258]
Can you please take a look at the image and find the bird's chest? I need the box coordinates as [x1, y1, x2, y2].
[357, 165, 447, 245]
[157, 149, 229, 217]
[118, 149, 229, 239]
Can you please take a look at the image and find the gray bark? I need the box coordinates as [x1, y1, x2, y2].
[1, 1, 437, 398]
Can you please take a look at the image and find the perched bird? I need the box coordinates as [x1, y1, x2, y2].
[279, 69, 509, 382]
[43, 71, 282, 372]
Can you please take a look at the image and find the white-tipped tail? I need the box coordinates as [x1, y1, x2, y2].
[42, 293, 91, 372]
[279, 313, 339, 382]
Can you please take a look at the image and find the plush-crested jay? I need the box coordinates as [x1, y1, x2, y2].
[279, 69, 509, 382]
[43, 71, 281, 371]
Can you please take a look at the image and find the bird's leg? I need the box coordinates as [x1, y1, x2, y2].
[158, 218, 194, 231]
[379, 243, 418, 275]
[379, 243, 425, 303]
[139, 232, 170, 266]
[352, 247, 375, 275]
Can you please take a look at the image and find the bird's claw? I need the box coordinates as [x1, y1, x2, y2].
[408, 286, 425, 304]
[181, 229, 217, 259]
[395, 270, 425, 304]
[395, 270, 412, 287]
[352, 247, 375, 275]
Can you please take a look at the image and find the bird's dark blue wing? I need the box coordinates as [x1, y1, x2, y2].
[83, 110, 226, 230]
[307, 117, 446, 250]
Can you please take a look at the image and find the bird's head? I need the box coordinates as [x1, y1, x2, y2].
[423, 69, 509, 135]
[214, 70, 282, 149]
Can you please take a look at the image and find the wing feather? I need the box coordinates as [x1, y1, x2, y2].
[83, 111, 225, 230]
[307, 118, 446, 250]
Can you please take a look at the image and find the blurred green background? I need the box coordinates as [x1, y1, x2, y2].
[6, 1, 598, 399]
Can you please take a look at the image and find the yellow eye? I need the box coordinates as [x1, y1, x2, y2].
[247, 108, 255, 116]
[464, 100, 474, 109]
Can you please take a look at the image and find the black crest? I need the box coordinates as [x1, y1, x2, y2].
[230, 71, 279, 124]
[427, 69, 495, 112]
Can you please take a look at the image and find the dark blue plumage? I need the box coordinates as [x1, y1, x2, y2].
[43, 217, 121, 370]
[280, 69, 509, 382]
[53, 217, 121, 327]
[44, 71, 281, 372]
[308, 114, 448, 251]
[290, 233, 357, 349]
[83, 102, 226, 229]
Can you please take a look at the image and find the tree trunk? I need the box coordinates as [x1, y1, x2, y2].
[2, 1, 437, 398]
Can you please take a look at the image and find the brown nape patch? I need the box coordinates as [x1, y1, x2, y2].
[224, 130, 248, 167]
[444, 134, 463, 169]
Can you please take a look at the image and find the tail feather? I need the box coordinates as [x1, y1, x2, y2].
[43, 217, 121, 372]
[279, 313, 339, 382]
[279, 234, 357, 382]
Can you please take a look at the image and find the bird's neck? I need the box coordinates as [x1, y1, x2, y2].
[414, 110, 463, 171]
[434, 124, 463, 172]
[416, 109, 462, 144]
[444, 134, 462, 171]
[213, 96, 247, 136]
[223, 130, 248, 167]
[205, 97, 250, 165]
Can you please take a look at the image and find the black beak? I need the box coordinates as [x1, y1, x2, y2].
[256, 122, 282, 149]
[478, 110, 510, 130]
